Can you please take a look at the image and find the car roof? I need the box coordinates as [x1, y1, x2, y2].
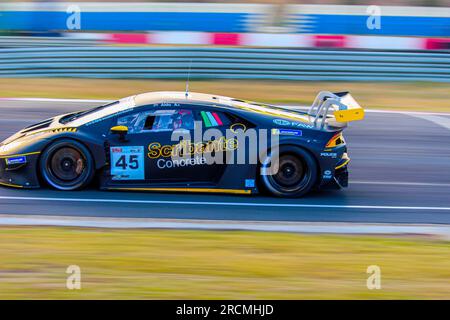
[134, 91, 311, 123]
[69, 91, 311, 127]
[134, 91, 227, 107]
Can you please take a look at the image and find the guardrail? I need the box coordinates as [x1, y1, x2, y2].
[1, 47, 449, 82]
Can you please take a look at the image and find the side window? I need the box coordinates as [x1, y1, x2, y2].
[117, 109, 194, 134]
[198, 110, 252, 131]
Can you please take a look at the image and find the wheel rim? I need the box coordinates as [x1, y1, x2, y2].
[272, 155, 305, 187]
[263, 153, 311, 194]
[49, 147, 86, 182]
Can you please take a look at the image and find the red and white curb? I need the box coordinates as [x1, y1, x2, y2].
[66, 32, 450, 50]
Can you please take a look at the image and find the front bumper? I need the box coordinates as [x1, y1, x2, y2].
[0, 153, 41, 188]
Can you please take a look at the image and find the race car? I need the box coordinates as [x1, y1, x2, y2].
[0, 91, 364, 197]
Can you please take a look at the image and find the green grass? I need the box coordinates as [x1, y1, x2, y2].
[1, 78, 450, 112]
[0, 226, 449, 299]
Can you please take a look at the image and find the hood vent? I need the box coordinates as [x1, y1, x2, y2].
[21, 118, 54, 133]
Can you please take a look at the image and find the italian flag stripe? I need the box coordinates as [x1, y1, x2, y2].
[201, 111, 212, 127]
[211, 112, 223, 126]
[206, 112, 218, 126]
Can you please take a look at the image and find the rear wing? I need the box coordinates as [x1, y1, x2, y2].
[308, 91, 364, 129]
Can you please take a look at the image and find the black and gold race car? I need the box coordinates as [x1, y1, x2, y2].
[0, 91, 363, 197]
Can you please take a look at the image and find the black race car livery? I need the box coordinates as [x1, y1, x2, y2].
[0, 91, 364, 197]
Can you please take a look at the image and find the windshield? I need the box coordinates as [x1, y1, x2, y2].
[59, 101, 119, 125]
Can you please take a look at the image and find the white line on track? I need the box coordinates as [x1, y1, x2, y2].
[1, 98, 449, 116]
[352, 181, 450, 187]
[410, 114, 450, 131]
[0, 196, 449, 211]
[0, 118, 37, 122]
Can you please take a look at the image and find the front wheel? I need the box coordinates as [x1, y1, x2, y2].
[260, 146, 317, 198]
[40, 139, 94, 191]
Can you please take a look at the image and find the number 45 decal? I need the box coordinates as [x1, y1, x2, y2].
[110, 146, 145, 180]
[115, 155, 139, 170]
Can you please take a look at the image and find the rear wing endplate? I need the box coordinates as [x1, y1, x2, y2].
[308, 91, 364, 129]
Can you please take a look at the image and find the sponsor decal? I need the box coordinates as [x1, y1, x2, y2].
[323, 170, 332, 179]
[6, 156, 26, 165]
[320, 152, 338, 158]
[273, 119, 290, 126]
[245, 179, 255, 188]
[147, 137, 238, 159]
[273, 119, 314, 129]
[111, 147, 123, 153]
[271, 128, 302, 136]
[157, 155, 207, 169]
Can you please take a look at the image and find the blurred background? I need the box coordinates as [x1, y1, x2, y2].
[0, 0, 449, 82]
[0, 1, 449, 300]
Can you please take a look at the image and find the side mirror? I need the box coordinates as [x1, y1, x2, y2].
[110, 125, 128, 141]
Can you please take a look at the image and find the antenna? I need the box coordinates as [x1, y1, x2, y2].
[185, 59, 192, 99]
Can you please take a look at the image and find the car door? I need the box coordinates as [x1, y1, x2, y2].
[190, 108, 233, 182]
[193, 107, 261, 187]
[148, 106, 233, 184]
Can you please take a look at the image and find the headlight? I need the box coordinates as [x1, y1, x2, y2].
[0, 131, 48, 154]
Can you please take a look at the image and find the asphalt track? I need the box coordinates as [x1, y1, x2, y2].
[1, 99, 450, 224]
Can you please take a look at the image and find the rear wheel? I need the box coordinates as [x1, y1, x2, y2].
[260, 146, 317, 198]
[40, 139, 94, 191]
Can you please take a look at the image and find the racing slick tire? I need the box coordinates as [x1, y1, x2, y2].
[260, 146, 318, 198]
[39, 139, 95, 191]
